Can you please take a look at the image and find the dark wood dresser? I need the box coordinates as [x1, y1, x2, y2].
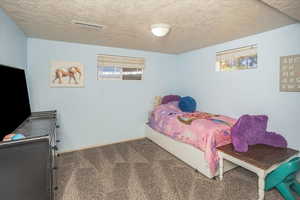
[0, 110, 59, 200]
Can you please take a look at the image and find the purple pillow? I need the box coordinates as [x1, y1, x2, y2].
[161, 95, 181, 104]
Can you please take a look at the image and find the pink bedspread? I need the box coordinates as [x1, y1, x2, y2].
[148, 102, 236, 175]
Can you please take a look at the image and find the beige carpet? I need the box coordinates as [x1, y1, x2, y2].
[56, 138, 285, 200]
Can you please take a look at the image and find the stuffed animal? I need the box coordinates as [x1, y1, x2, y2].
[161, 95, 181, 104]
[12, 134, 25, 140]
[231, 115, 287, 152]
[178, 96, 197, 113]
[3, 134, 16, 141]
[2, 133, 25, 141]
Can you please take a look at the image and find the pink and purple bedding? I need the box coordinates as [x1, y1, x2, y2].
[148, 101, 236, 175]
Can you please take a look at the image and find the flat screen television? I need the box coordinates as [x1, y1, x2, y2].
[0, 65, 31, 140]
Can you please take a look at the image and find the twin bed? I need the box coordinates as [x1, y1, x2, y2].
[145, 99, 237, 178]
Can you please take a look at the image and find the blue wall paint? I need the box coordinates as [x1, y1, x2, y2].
[177, 24, 300, 150]
[25, 21, 300, 153]
[27, 38, 179, 152]
[0, 8, 27, 68]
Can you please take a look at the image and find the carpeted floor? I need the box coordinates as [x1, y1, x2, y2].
[56, 138, 285, 200]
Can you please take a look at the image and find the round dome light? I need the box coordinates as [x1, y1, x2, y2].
[151, 23, 171, 37]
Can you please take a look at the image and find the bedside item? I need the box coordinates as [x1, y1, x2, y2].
[161, 95, 181, 104]
[218, 144, 299, 200]
[231, 115, 287, 152]
[178, 96, 197, 112]
[265, 157, 300, 200]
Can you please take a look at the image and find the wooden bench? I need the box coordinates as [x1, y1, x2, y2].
[218, 144, 299, 200]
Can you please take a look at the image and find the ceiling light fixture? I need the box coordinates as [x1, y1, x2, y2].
[151, 23, 171, 37]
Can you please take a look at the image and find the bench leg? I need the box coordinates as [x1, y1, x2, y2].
[258, 175, 265, 200]
[277, 183, 296, 200]
[219, 155, 224, 181]
[291, 181, 300, 196]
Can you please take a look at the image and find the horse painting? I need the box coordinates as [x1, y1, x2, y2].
[52, 66, 82, 85]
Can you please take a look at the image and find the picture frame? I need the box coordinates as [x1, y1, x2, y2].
[50, 61, 84, 87]
[280, 54, 300, 92]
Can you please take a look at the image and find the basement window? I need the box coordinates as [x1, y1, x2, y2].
[97, 55, 144, 80]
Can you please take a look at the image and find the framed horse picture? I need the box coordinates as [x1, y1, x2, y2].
[50, 61, 84, 87]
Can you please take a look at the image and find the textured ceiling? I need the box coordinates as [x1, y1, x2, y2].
[261, 0, 300, 21]
[0, 0, 297, 54]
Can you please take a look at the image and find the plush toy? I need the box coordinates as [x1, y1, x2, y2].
[12, 134, 25, 140]
[3, 134, 16, 141]
[178, 96, 197, 113]
[2, 133, 25, 141]
[161, 95, 181, 104]
[231, 115, 287, 152]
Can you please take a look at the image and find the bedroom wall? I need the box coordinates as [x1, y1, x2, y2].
[177, 24, 300, 151]
[27, 38, 179, 152]
[0, 8, 27, 68]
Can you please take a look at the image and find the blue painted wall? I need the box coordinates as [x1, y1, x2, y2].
[27, 24, 300, 153]
[177, 24, 300, 150]
[0, 8, 27, 68]
[27, 38, 179, 152]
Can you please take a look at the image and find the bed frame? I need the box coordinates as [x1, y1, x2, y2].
[146, 97, 237, 178]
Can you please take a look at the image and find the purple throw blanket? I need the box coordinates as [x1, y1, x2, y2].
[231, 115, 287, 152]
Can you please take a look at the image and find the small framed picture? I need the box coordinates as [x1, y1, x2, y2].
[50, 61, 84, 87]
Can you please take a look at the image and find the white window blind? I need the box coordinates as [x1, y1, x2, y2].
[216, 45, 257, 62]
[216, 45, 257, 72]
[97, 54, 145, 80]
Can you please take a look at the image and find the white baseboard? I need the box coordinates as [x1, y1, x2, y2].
[59, 137, 146, 154]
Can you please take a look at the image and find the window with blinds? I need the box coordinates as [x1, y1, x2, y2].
[216, 45, 257, 72]
[97, 55, 145, 80]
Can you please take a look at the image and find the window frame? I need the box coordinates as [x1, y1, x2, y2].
[97, 55, 145, 80]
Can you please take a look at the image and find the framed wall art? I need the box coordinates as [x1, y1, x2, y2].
[280, 54, 300, 92]
[50, 61, 84, 87]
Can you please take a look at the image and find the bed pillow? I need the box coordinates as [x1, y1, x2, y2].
[161, 95, 181, 104]
[178, 96, 197, 112]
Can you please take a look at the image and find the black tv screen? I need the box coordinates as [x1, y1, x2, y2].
[0, 65, 31, 140]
